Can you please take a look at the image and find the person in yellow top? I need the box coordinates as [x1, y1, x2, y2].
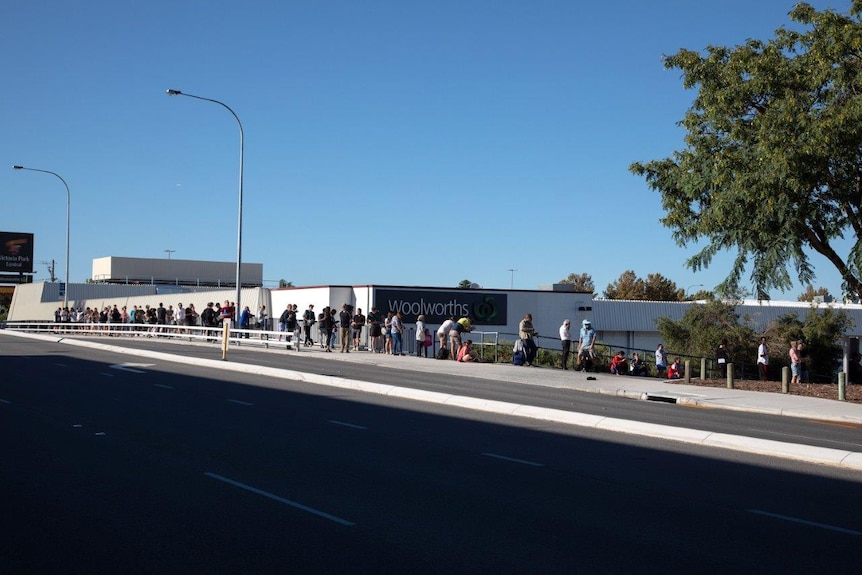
[449, 316, 474, 360]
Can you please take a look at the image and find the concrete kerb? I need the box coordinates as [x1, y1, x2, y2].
[4, 329, 862, 471]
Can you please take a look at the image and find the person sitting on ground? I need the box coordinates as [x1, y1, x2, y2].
[577, 349, 594, 372]
[609, 350, 628, 375]
[629, 352, 649, 377]
[667, 357, 683, 379]
[457, 339, 477, 362]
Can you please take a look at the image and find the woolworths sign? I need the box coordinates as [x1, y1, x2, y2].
[375, 289, 507, 325]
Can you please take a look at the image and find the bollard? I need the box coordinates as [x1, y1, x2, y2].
[726, 362, 734, 389]
[684, 360, 691, 384]
[839, 372, 846, 402]
[700, 357, 707, 381]
[221, 321, 230, 361]
[782, 366, 789, 393]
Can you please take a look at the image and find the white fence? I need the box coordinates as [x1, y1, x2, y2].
[3, 321, 300, 351]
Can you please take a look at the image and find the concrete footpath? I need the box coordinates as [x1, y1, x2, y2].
[5, 330, 862, 471]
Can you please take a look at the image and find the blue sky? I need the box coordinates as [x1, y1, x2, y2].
[1, 0, 851, 299]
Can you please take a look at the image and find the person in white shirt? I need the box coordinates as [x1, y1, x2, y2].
[757, 337, 769, 380]
[437, 317, 456, 352]
[559, 319, 572, 370]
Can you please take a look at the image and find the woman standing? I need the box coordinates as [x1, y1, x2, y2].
[415, 314, 428, 357]
[789, 340, 800, 384]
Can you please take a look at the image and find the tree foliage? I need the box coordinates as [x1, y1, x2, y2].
[630, 2, 862, 300]
[604, 270, 684, 301]
[657, 299, 852, 381]
[458, 279, 474, 289]
[558, 273, 595, 293]
[656, 300, 755, 361]
[797, 285, 832, 302]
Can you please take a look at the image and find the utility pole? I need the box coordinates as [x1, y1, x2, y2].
[41, 260, 57, 283]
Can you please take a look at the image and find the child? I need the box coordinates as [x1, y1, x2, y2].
[667, 357, 682, 379]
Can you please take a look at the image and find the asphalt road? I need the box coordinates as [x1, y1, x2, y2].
[2, 336, 861, 573]
[34, 333, 862, 454]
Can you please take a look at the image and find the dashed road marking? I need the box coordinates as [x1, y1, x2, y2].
[482, 453, 544, 467]
[328, 420, 367, 430]
[747, 509, 862, 536]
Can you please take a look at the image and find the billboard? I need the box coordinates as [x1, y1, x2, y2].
[374, 289, 508, 325]
[1, 231, 34, 274]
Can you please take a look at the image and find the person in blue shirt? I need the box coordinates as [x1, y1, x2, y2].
[578, 319, 596, 359]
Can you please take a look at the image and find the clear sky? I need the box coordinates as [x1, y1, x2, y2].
[1, 0, 850, 299]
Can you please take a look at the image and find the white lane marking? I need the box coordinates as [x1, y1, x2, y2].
[0, 399, 10, 404]
[99, 372, 115, 377]
[73, 424, 83, 428]
[154, 384, 174, 390]
[108, 363, 154, 374]
[95, 432, 106, 436]
[482, 453, 545, 467]
[227, 399, 254, 406]
[55, 363, 68, 367]
[328, 420, 367, 430]
[747, 509, 862, 536]
[204, 472, 354, 526]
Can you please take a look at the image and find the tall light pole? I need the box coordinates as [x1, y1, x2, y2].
[164, 249, 175, 259]
[166, 89, 244, 316]
[508, 268, 517, 290]
[686, 283, 704, 299]
[13, 165, 70, 309]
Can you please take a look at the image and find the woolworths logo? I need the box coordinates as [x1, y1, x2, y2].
[471, 295, 499, 322]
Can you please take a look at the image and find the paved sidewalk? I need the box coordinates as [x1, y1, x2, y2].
[291, 344, 862, 425]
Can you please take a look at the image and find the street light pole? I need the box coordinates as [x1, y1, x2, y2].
[13, 165, 71, 309]
[166, 89, 244, 316]
[686, 284, 704, 299]
[164, 249, 175, 259]
[508, 268, 517, 290]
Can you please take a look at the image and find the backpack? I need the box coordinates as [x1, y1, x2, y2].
[436, 347, 450, 360]
[513, 350, 526, 366]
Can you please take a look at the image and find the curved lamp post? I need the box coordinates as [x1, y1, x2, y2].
[166, 89, 244, 316]
[686, 284, 704, 299]
[12, 165, 71, 309]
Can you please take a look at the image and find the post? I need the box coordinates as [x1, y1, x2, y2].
[700, 357, 707, 381]
[221, 321, 230, 361]
[782, 366, 790, 393]
[839, 372, 846, 401]
[684, 360, 691, 384]
[726, 362, 734, 389]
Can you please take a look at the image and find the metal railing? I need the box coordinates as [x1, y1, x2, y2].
[3, 321, 300, 351]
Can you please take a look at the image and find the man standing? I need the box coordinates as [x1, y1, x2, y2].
[352, 307, 366, 351]
[716, 340, 729, 378]
[655, 343, 668, 378]
[757, 336, 769, 380]
[339, 304, 352, 353]
[367, 306, 382, 353]
[302, 304, 315, 346]
[578, 319, 596, 360]
[519, 313, 538, 366]
[559, 319, 572, 370]
[437, 316, 455, 353]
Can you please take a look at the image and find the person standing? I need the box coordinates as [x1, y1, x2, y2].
[789, 340, 800, 385]
[578, 319, 596, 361]
[438, 316, 455, 354]
[559, 319, 572, 370]
[302, 305, 315, 346]
[239, 305, 251, 338]
[519, 313, 538, 366]
[318, 308, 330, 350]
[391, 311, 404, 355]
[415, 315, 428, 358]
[367, 307, 382, 353]
[655, 343, 668, 378]
[757, 336, 769, 380]
[797, 340, 810, 382]
[352, 307, 366, 351]
[339, 304, 352, 352]
[716, 340, 729, 378]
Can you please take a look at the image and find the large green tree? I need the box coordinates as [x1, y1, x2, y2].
[604, 270, 684, 301]
[630, 2, 862, 300]
[558, 272, 595, 293]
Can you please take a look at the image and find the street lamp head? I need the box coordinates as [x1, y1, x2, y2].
[12, 165, 24, 169]
[166, 89, 183, 96]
